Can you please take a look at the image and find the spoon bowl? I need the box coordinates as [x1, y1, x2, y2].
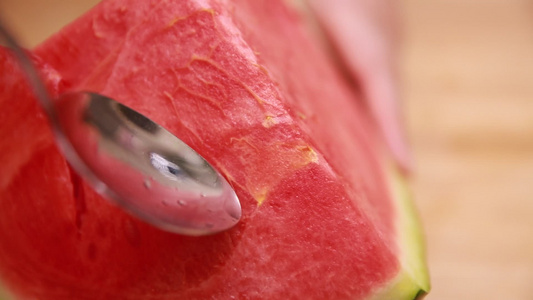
[54, 92, 241, 235]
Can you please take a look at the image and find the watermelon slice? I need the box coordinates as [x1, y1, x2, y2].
[0, 0, 429, 299]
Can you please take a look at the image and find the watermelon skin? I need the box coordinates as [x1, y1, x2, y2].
[0, 0, 429, 299]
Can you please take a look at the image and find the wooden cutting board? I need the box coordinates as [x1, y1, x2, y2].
[2, 0, 533, 299]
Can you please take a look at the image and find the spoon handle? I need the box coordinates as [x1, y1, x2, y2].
[0, 20, 58, 123]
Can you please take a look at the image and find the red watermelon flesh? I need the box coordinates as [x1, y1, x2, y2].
[0, 0, 429, 299]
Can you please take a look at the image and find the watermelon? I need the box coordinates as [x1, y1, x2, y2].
[0, 0, 429, 299]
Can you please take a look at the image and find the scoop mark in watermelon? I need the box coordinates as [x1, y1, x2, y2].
[0, 0, 429, 299]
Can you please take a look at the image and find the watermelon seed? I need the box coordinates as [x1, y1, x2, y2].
[177, 200, 187, 206]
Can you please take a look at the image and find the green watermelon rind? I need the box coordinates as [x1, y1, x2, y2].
[369, 165, 430, 300]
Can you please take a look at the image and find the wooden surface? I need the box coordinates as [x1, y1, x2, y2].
[403, 1, 533, 299]
[2, 0, 533, 299]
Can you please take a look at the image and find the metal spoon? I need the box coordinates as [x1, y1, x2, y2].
[0, 22, 241, 236]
